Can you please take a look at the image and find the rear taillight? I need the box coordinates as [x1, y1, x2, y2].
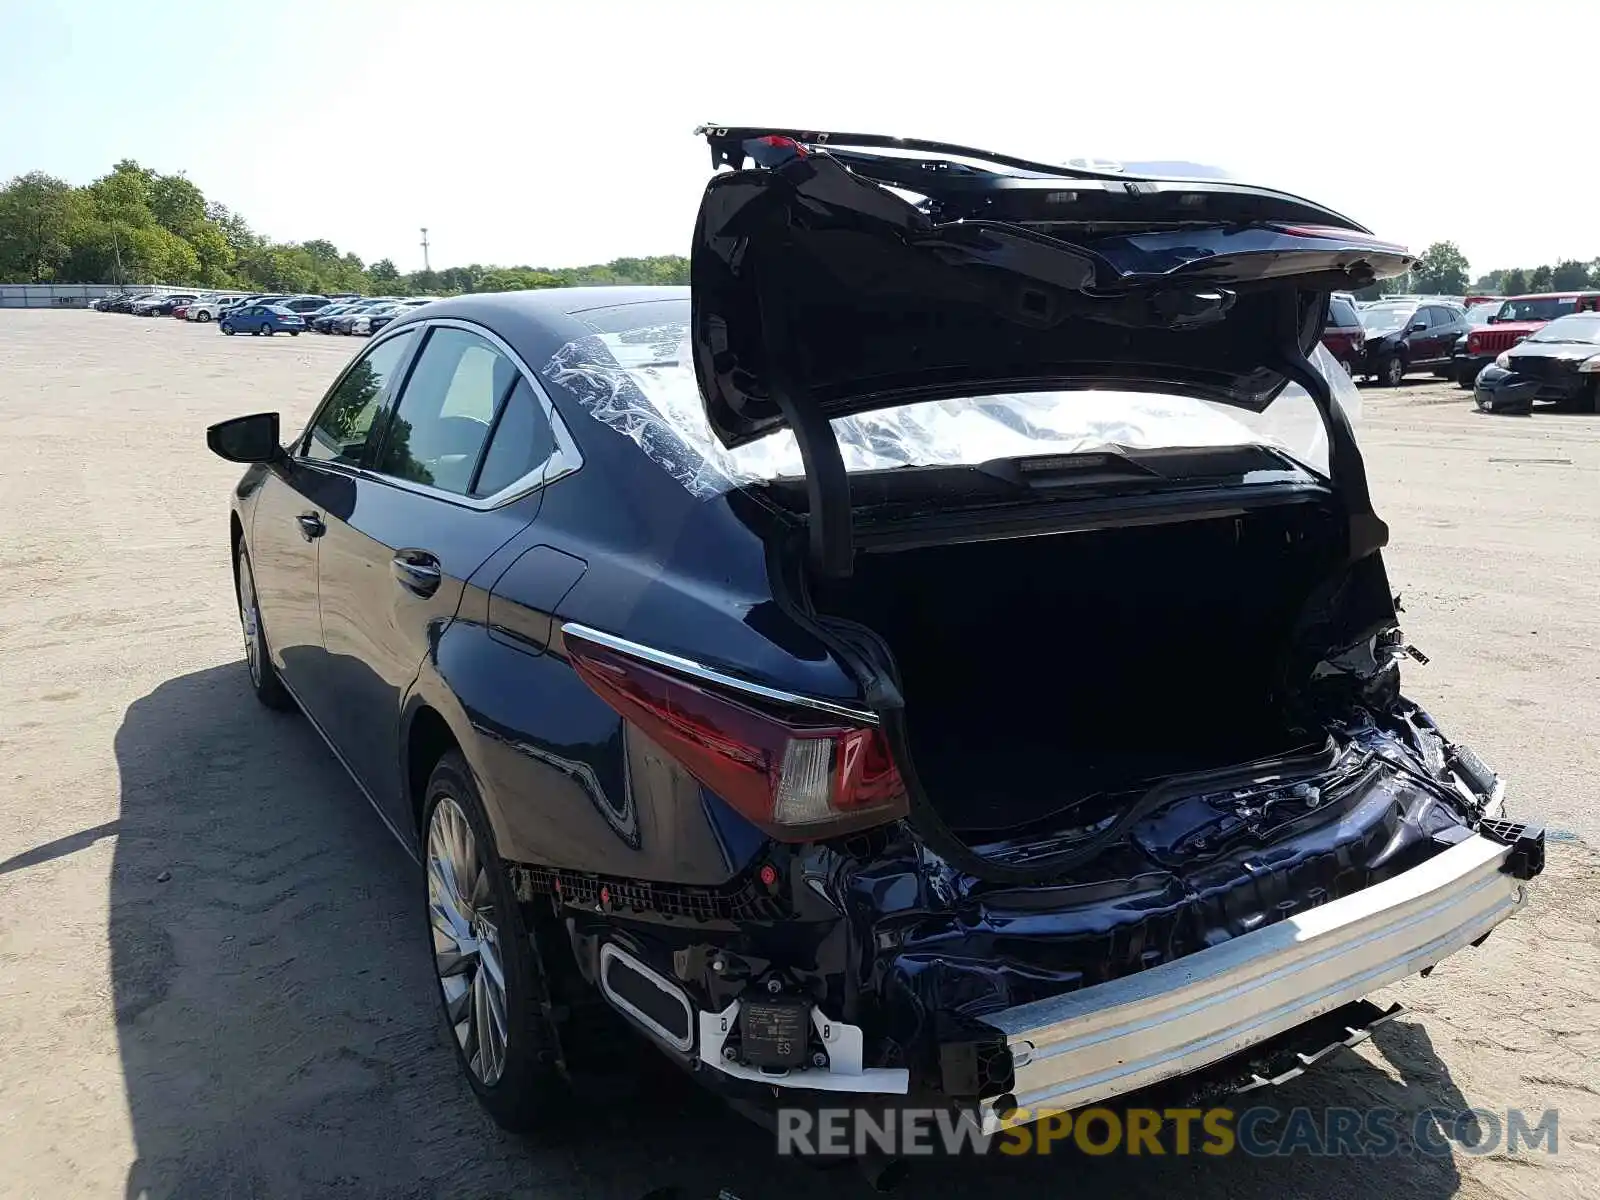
[565, 631, 906, 841]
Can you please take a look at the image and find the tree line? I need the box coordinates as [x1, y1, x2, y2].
[1356, 240, 1600, 300]
[0, 160, 687, 294]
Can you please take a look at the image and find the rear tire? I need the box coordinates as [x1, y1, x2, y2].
[196, 310, 211, 323]
[422, 752, 570, 1132]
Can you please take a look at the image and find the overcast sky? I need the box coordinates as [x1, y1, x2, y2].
[1, 0, 1591, 276]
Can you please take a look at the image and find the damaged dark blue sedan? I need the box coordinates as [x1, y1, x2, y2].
[206, 126, 1543, 1141]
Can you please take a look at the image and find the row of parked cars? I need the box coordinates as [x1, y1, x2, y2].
[91, 290, 438, 338]
[1320, 289, 1600, 409]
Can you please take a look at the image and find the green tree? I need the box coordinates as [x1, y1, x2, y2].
[1528, 264, 1553, 291]
[1502, 267, 1529, 296]
[1550, 259, 1590, 290]
[369, 258, 400, 285]
[0, 172, 78, 281]
[1410, 241, 1470, 295]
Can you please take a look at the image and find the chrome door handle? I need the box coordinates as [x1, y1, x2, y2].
[391, 551, 442, 597]
[296, 513, 325, 540]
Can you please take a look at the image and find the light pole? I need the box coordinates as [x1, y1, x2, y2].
[420, 227, 431, 273]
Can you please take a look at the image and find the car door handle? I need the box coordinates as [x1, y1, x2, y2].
[392, 551, 442, 597]
[296, 512, 325, 541]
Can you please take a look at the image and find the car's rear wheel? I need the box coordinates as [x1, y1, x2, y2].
[1379, 354, 1405, 387]
[236, 546, 294, 711]
[196, 310, 211, 323]
[423, 752, 569, 1131]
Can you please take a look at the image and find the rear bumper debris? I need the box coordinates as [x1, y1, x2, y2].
[976, 832, 1529, 1132]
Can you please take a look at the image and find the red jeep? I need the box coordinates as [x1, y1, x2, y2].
[1454, 291, 1600, 384]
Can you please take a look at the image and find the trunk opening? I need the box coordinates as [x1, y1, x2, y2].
[810, 499, 1342, 836]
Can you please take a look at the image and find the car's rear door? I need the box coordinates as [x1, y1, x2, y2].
[314, 319, 563, 835]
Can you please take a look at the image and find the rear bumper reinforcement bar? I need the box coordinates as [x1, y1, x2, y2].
[978, 833, 1527, 1132]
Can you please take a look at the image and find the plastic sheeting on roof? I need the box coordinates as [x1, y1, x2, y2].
[541, 321, 1358, 500]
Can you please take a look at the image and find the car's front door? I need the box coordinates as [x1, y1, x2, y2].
[314, 320, 559, 837]
[257, 330, 420, 725]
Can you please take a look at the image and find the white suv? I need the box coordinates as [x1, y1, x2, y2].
[187, 294, 245, 323]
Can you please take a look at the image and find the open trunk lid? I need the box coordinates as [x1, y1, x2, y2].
[689, 126, 1411, 578]
[690, 125, 1413, 449]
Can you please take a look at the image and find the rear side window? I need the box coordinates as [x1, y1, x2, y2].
[303, 331, 417, 467]
[374, 326, 521, 494]
[472, 378, 558, 497]
[1328, 298, 1360, 328]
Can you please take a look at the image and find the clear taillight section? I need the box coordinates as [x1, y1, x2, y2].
[565, 635, 907, 841]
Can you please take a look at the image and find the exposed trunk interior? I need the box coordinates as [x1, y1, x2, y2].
[812, 500, 1344, 834]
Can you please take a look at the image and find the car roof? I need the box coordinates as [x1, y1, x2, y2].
[1504, 291, 1598, 301]
[379, 286, 688, 357]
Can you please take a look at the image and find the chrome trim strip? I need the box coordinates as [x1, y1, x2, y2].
[291, 316, 584, 512]
[598, 943, 696, 1053]
[559, 621, 880, 725]
[976, 834, 1525, 1132]
[275, 673, 421, 866]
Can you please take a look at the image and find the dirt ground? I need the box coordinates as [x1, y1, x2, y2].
[0, 309, 1597, 1199]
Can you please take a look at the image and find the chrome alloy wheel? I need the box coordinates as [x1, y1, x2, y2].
[237, 556, 262, 686]
[427, 796, 509, 1085]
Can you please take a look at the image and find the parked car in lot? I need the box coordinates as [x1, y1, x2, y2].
[355, 298, 437, 336]
[220, 303, 304, 336]
[1448, 301, 1508, 386]
[102, 292, 156, 314]
[347, 302, 403, 336]
[1320, 294, 1365, 373]
[1451, 291, 1600, 385]
[136, 293, 198, 316]
[1358, 299, 1468, 385]
[186, 294, 242, 323]
[1474, 311, 1600, 413]
[129, 292, 189, 316]
[276, 294, 332, 319]
[204, 127, 1537, 1143]
[329, 300, 399, 335]
[309, 301, 363, 332]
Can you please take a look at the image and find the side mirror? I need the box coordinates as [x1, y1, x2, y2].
[1409, 320, 1428, 332]
[207, 412, 285, 463]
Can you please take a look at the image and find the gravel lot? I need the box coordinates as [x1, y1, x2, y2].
[1, 310, 1597, 1199]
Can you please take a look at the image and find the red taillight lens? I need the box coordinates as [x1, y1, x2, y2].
[565, 634, 906, 841]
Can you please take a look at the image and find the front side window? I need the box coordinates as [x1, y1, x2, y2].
[373, 326, 521, 494]
[303, 331, 417, 466]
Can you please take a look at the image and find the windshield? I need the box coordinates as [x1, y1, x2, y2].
[540, 303, 1359, 498]
[1496, 296, 1579, 322]
[1524, 314, 1600, 344]
[1360, 305, 1416, 334]
[1465, 304, 1499, 327]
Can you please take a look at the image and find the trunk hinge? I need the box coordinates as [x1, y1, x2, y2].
[1268, 291, 1388, 564]
[760, 293, 855, 578]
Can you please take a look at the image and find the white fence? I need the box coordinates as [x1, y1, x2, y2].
[0, 283, 182, 309]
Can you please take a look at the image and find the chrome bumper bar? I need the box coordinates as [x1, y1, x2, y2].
[978, 834, 1526, 1132]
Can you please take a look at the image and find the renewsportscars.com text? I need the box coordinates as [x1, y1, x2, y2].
[776, 1105, 1560, 1158]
